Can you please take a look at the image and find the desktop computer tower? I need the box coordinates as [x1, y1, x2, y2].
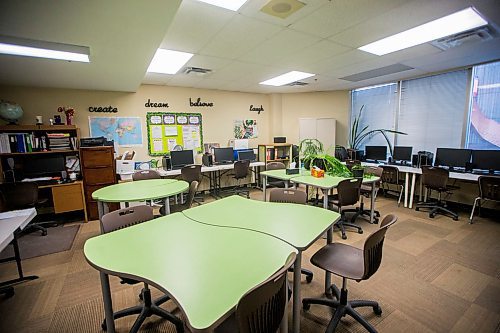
[412, 152, 433, 167]
[202, 153, 213, 166]
[162, 156, 172, 171]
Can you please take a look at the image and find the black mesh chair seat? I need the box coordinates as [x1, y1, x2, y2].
[303, 215, 397, 333]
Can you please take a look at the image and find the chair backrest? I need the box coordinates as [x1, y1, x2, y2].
[478, 176, 500, 201]
[381, 165, 399, 184]
[335, 145, 349, 162]
[0, 182, 38, 209]
[337, 178, 362, 206]
[184, 180, 199, 209]
[101, 205, 154, 234]
[364, 166, 383, 187]
[235, 253, 296, 333]
[234, 160, 250, 179]
[132, 169, 161, 181]
[269, 188, 306, 204]
[181, 164, 202, 183]
[362, 214, 398, 279]
[266, 162, 286, 171]
[421, 166, 448, 190]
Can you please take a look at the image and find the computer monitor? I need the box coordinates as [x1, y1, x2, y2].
[214, 147, 234, 164]
[237, 150, 256, 161]
[365, 146, 387, 162]
[434, 148, 472, 169]
[22, 155, 66, 177]
[392, 146, 413, 162]
[170, 150, 194, 169]
[472, 150, 500, 173]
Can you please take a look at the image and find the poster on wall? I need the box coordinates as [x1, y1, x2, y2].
[146, 112, 203, 156]
[89, 117, 143, 146]
[234, 119, 258, 139]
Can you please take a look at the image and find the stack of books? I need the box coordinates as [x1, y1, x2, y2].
[47, 133, 72, 151]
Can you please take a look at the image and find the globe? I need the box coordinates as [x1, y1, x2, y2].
[0, 101, 23, 124]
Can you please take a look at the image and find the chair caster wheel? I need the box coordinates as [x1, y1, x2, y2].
[302, 302, 310, 311]
[306, 275, 313, 283]
[101, 321, 107, 331]
[42, 230, 47, 236]
[341, 234, 347, 240]
[429, 214, 435, 218]
[373, 305, 382, 316]
[453, 217, 458, 221]
[358, 230, 363, 234]
[415, 208, 419, 211]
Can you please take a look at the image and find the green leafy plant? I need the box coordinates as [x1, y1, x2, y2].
[349, 105, 407, 155]
[299, 139, 323, 159]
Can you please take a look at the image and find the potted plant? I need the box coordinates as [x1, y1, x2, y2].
[349, 105, 407, 158]
[351, 164, 365, 178]
[299, 138, 323, 169]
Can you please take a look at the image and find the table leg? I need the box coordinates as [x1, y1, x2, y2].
[409, 173, 416, 209]
[419, 175, 423, 201]
[164, 197, 170, 215]
[404, 173, 409, 208]
[100, 272, 115, 333]
[292, 251, 302, 333]
[285, 181, 289, 189]
[323, 189, 332, 295]
[263, 176, 267, 201]
[98, 201, 105, 233]
[370, 183, 376, 223]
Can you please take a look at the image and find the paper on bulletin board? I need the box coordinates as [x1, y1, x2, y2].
[152, 140, 163, 152]
[182, 125, 201, 150]
[164, 126, 178, 136]
[151, 125, 162, 139]
[167, 139, 177, 151]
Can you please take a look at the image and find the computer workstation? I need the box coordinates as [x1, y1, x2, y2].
[364, 145, 388, 163]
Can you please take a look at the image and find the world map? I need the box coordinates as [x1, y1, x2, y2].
[89, 117, 143, 146]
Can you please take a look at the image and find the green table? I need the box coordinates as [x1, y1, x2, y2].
[92, 179, 189, 226]
[260, 169, 309, 200]
[84, 213, 297, 333]
[183, 195, 340, 333]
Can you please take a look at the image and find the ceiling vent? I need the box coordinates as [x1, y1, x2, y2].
[182, 66, 212, 76]
[260, 0, 305, 19]
[286, 81, 308, 86]
[430, 26, 495, 51]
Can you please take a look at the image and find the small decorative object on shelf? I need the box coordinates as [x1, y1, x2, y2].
[35, 115, 43, 125]
[53, 115, 62, 125]
[58, 106, 75, 125]
[0, 100, 23, 125]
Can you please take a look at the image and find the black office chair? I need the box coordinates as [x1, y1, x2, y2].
[265, 161, 287, 189]
[352, 166, 382, 223]
[469, 175, 500, 224]
[232, 160, 250, 198]
[269, 188, 314, 283]
[380, 165, 404, 206]
[0, 182, 57, 236]
[328, 178, 363, 239]
[302, 214, 397, 333]
[100, 205, 184, 333]
[215, 253, 296, 333]
[160, 181, 199, 215]
[415, 166, 459, 220]
[181, 164, 203, 204]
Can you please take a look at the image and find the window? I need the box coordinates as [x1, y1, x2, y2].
[350, 83, 398, 153]
[397, 70, 468, 154]
[466, 61, 500, 150]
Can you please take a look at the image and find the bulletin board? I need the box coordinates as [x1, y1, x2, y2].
[146, 112, 204, 156]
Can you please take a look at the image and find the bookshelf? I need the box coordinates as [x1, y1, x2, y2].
[258, 143, 293, 167]
[0, 125, 80, 182]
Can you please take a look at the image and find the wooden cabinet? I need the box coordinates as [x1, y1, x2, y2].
[80, 146, 117, 220]
[258, 144, 293, 168]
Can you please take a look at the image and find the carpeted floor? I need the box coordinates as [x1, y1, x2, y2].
[0, 190, 499, 333]
[0, 224, 80, 260]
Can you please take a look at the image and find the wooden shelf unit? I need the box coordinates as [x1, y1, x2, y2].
[258, 143, 293, 168]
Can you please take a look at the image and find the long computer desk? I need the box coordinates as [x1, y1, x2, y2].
[156, 161, 265, 197]
[84, 212, 297, 333]
[363, 162, 481, 209]
[0, 208, 38, 297]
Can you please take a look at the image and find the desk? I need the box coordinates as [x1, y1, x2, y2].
[260, 169, 309, 199]
[183, 195, 340, 333]
[38, 180, 87, 222]
[84, 212, 297, 333]
[156, 161, 265, 197]
[92, 179, 189, 224]
[0, 208, 38, 297]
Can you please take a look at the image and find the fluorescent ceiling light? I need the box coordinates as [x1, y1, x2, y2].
[194, 0, 248, 11]
[359, 7, 487, 56]
[147, 49, 193, 74]
[260, 71, 315, 86]
[0, 36, 90, 62]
